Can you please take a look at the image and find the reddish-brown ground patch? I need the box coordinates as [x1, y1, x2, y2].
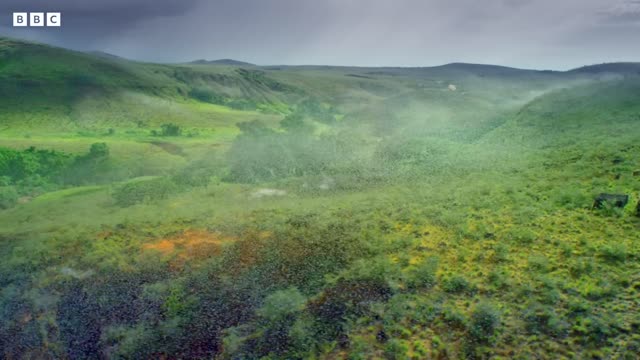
[142, 230, 234, 269]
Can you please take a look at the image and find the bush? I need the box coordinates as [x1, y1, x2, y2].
[507, 227, 537, 244]
[112, 177, 177, 207]
[595, 201, 625, 218]
[442, 307, 467, 329]
[88, 142, 109, 158]
[573, 315, 614, 345]
[258, 288, 306, 321]
[523, 303, 569, 337]
[527, 254, 551, 273]
[159, 123, 182, 137]
[0, 146, 71, 185]
[384, 339, 410, 360]
[0, 186, 19, 209]
[188, 88, 225, 105]
[468, 302, 500, 344]
[442, 275, 474, 294]
[554, 188, 590, 209]
[407, 256, 438, 290]
[599, 244, 628, 263]
[487, 270, 509, 290]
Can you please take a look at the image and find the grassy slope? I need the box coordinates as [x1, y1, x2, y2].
[1, 38, 640, 358]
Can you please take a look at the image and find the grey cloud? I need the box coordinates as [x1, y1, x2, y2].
[599, 0, 640, 24]
[0, 0, 638, 70]
[1, 0, 201, 47]
[0, 0, 199, 17]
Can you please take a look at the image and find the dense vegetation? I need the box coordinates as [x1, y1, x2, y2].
[1, 37, 640, 359]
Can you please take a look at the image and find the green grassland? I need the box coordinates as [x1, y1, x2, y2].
[1, 36, 640, 359]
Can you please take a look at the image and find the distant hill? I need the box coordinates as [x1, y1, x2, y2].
[189, 59, 255, 66]
[569, 62, 640, 75]
[2, 35, 639, 136]
[437, 62, 535, 73]
[87, 51, 125, 61]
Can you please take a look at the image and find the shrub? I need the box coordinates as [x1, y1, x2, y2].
[88, 142, 109, 158]
[573, 315, 614, 345]
[487, 270, 509, 290]
[188, 88, 225, 104]
[0, 186, 19, 209]
[595, 202, 624, 218]
[554, 188, 590, 209]
[569, 258, 594, 278]
[442, 307, 467, 329]
[384, 339, 410, 360]
[527, 255, 551, 273]
[258, 288, 306, 321]
[492, 243, 509, 263]
[507, 227, 537, 244]
[523, 303, 569, 337]
[407, 256, 438, 290]
[442, 275, 473, 294]
[468, 302, 501, 344]
[599, 244, 628, 263]
[112, 177, 177, 207]
[159, 123, 182, 137]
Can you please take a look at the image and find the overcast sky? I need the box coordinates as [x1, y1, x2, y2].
[1, 0, 639, 69]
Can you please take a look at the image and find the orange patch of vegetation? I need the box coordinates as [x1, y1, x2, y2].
[143, 239, 176, 255]
[142, 230, 234, 263]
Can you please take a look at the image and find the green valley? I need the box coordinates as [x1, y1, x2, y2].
[1, 36, 639, 359]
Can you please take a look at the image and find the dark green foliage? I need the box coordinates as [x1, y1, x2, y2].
[572, 315, 615, 346]
[528, 254, 551, 273]
[224, 288, 308, 357]
[599, 244, 629, 263]
[384, 338, 410, 360]
[523, 303, 569, 337]
[258, 287, 307, 321]
[595, 201, 625, 217]
[88, 142, 109, 158]
[554, 188, 590, 209]
[443, 307, 467, 329]
[0, 145, 113, 197]
[0, 186, 19, 209]
[442, 275, 474, 294]
[407, 256, 439, 290]
[112, 177, 178, 207]
[468, 302, 501, 344]
[188, 87, 225, 104]
[159, 123, 182, 137]
[507, 227, 537, 244]
[0, 146, 71, 187]
[63, 143, 112, 185]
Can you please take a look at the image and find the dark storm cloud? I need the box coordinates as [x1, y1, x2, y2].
[0, 0, 638, 69]
[0, 0, 201, 47]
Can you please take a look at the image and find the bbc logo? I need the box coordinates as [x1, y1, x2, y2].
[13, 12, 61, 27]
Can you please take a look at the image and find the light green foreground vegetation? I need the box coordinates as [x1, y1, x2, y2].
[1, 37, 640, 359]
